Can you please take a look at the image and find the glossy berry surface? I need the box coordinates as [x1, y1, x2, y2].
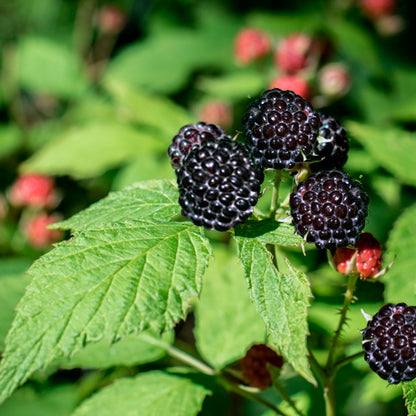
[311, 114, 349, 171]
[240, 344, 284, 390]
[243, 88, 320, 170]
[362, 303, 416, 384]
[177, 137, 264, 231]
[168, 122, 228, 170]
[333, 232, 382, 278]
[289, 170, 369, 249]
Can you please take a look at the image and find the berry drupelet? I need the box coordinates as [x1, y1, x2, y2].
[289, 170, 369, 250]
[177, 137, 264, 231]
[243, 88, 320, 170]
[362, 303, 416, 384]
[168, 122, 229, 170]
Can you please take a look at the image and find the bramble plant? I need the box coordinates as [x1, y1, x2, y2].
[0, 1, 416, 416]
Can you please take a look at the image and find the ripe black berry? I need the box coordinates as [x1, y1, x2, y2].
[310, 114, 349, 171]
[168, 122, 228, 169]
[243, 88, 320, 170]
[289, 170, 369, 249]
[177, 137, 264, 231]
[362, 303, 416, 384]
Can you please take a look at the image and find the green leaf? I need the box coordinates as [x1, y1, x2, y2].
[197, 70, 265, 101]
[71, 370, 210, 416]
[59, 330, 174, 370]
[0, 384, 78, 416]
[104, 78, 191, 136]
[51, 179, 179, 231]
[234, 234, 315, 384]
[0, 125, 22, 160]
[384, 204, 416, 304]
[403, 380, 416, 416]
[17, 36, 87, 98]
[0, 259, 33, 345]
[0, 219, 212, 404]
[235, 219, 305, 247]
[194, 246, 265, 369]
[347, 122, 416, 187]
[20, 122, 163, 179]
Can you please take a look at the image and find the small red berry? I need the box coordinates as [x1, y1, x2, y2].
[240, 344, 284, 390]
[9, 174, 59, 209]
[333, 232, 383, 279]
[198, 101, 233, 130]
[234, 28, 271, 65]
[268, 75, 311, 100]
[359, 0, 396, 19]
[274, 33, 314, 74]
[318, 63, 351, 98]
[96, 4, 126, 34]
[24, 213, 63, 249]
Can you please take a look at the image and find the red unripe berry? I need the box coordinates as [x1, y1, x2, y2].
[234, 28, 271, 65]
[198, 101, 233, 130]
[359, 0, 396, 19]
[268, 75, 311, 100]
[240, 344, 284, 390]
[333, 232, 383, 279]
[24, 213, 63, 249]
[318, 63, 351, 98]
[96, 4, 126, 34]
[274, 33, 314, 74]
[9, 174, 59, 209]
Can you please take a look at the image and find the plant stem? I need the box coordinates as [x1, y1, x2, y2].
[334, 351, 365, 371]
[324, 376, 336, 416]
[273, 379, 306, 416]
[269, 170, 282, 218]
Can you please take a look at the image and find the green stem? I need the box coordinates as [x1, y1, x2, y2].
[334, 351, 365, 371]
[273, 379, 306, 416]
[324, 376, 336, 416]
[269, 170, 282, 218]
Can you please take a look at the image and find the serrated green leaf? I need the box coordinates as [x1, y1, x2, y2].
[71, 370, 210, 416]
[0, 219, 212, 404]
[20, 122, 163, 179]
[59, 330, 173, 370]
[0, 384, 78, 416]
[347, 122, 416, 187]
[235, 219, 305, 247]
[384, 204, 416, 304]
[403, 380, 416, 415]
[51, 179, 179, 231]
[194, 246, 265, 369]
[17, 36, 87, 98]
[105, 78, 191, 136]
[234, 235, 315, 384]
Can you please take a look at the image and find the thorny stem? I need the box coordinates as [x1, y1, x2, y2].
[141, 334, 291, 415]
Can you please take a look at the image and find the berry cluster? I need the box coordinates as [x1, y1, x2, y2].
[240, 344, 284, 390]
[362, 303, 416, 384]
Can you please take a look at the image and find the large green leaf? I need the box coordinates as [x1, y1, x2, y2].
[234, 231, 315, 384]
[20, 122, 162, 179]
[71, 370, 210, 416]
[59, 330, 174, 370]
[384, 204, 416, 304]
[0, 219, 212, 404]
[0, 125, 22, 160]
[194, 246, 265, 369]
[17, 36, 87, 98]
[52, 179, 179, 231]
[104, 78, 191, 136]
[347, 122, 416, 187]
[403, 380, 416, 416]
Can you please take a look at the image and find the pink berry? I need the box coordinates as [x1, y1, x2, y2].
[96, 4, 126, 34]
[9, 174, 59, 209]
[234, 28, 271, 65]
[198, 101, 233, 130]
[318, 63, 351, 98]
[268, 75, 311, 100]
[274, 33, 314, 74]
[359, 0, 396, 19]
[333, 232, 383, 279]
[24, 213, 63, 249]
